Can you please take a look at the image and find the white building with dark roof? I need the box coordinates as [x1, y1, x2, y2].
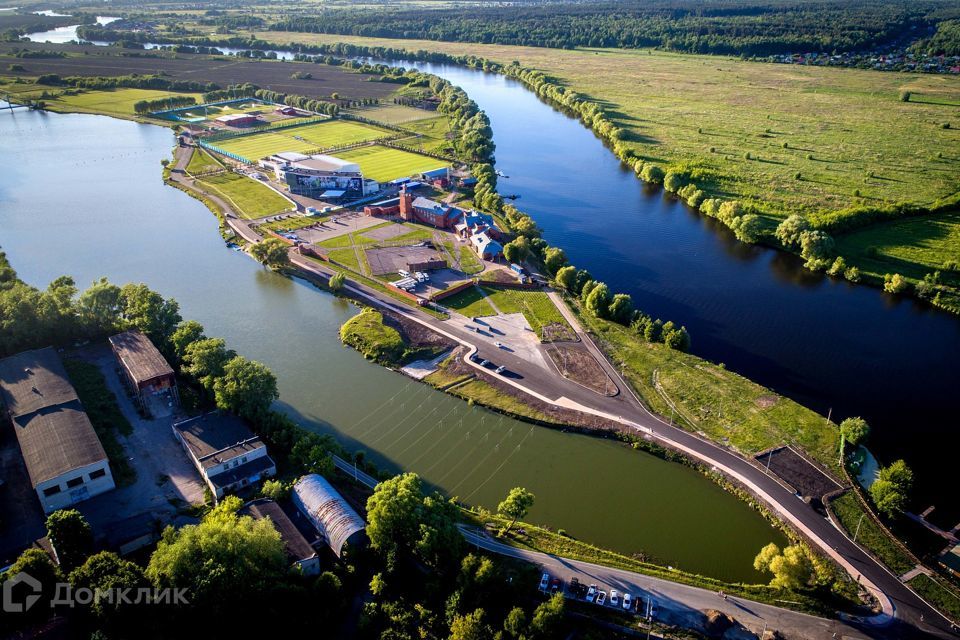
[260, 152, 378, 198]
[172, 412, 276, 500]
[292, 474, 366, 557]
[0, 347, 115, 513]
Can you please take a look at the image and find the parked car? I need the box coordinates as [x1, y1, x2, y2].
[550, 578, 561, 594]
[609, 590, 619, 608]
[585, 584, 597, 603]
[539, 573, 549, 592]
[480, 359, 490, 367]
[622, 593, 632, 611]
[649, 599, 658, 619]
[495, 365, 507, 374]
[494, 341, 505, 349]
[595, 591, 607, 606]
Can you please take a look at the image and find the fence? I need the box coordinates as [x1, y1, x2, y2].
[203, 114, 331, 143]
[198, 140, 251, 164]
[150, 96, 261, 119]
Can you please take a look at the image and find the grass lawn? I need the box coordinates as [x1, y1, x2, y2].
[339, 308, 407, 365]
[196, 172, 292, 219]
[834, 211, 960, 310]
[213, 119, 391, 161]
[442, 285, 500, 318]
[252, 32, 960, 220]
[347, 103, 443, 124]
[829, 491, 916, 576]
[576, 302, 841, 470]
[458, 245, 484, 275]
[908, 574, 960, 620]
[486, 288, 571, 336]
[327, 247, 362, 271]
[185, 148, 223, 176]
[46, 88, 204, 119]
[394, 115, 452, 154]
[336, 144, 448, 182]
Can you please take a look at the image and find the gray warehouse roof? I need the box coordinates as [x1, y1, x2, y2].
[0, 347, 78, 418]
[173, 412, 265, 470]
[292, 474, 366, 557]
[241, 498, 318, 567]
[0, 348, 108, 486]
[109, 330, 174, 386]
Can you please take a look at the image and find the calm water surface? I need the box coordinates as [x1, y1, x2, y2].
[0, 107, 784, 582]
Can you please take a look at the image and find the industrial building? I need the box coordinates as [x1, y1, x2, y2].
[260, 152, 380, 199]
[172, 412, 276, 500]
[0, 347, 115, 514]
[109, 330, 178, 415]
[292, 474, 366, 557]
[215, 113, 261, 128]
[240, 498, 320, 575]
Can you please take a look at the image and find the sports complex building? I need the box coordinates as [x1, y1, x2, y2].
[259, 152, 381, 199]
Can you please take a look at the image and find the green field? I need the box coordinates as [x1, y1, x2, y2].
[253, 31, 960, 220]
[213, 119, 392, 161]
[185, 148, 224, 176]
[575, 303, 842, 470]
[830, 491, 916, 576]
[46, 88, 205, 119]
[196, 172, 292, 219]
[908, 574, 960, 620]
[347, 103, 441, 124]
[835, 211, 960, 310]
[336, 144, 447, 182]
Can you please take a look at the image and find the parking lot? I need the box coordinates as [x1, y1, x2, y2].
[366, 245, 442, 276]
[294, 212, 386, 244]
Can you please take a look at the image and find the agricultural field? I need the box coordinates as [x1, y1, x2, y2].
[196, 172, 293, 219]
[212, 119, 392, 161]
[250, 31, 960, 218]
[336, 144, 447, 182]
[45, 88, 205, 118]
[0, 41, 398, 102]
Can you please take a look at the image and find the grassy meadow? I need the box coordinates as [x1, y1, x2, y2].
[45, 87, 205, 119]
[185, 148, 224, 176]
[196, 172, 292, 219]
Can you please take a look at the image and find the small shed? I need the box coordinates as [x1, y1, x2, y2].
[109, 330, 178, 412]
[292, 474, 366, 558]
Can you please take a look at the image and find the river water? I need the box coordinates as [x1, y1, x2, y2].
[0, 107, 785, 582]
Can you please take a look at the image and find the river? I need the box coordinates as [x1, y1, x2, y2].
[0, 106, 785, 582]
[61, 41, 957, 520]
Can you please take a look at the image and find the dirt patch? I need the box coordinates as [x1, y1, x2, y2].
[756, 395, 778, 409]
[362, 223, 410, 241]
[541, 321, 578, 343]
[755, 446, 844, 499]
[544, 342, 617, 396]
[366, 245, 444, 276]
[380, 307, 455, 352]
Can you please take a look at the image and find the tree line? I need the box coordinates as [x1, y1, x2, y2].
[266, 0, 936, 56]
[35, 73, 217, 93]
[133, 95, 197, 114]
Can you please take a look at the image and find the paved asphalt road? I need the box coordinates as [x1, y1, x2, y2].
[212, 207, 960, 640]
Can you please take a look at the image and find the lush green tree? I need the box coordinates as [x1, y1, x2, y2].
[839, 417, 870, 448]
[663, 171, 685, 193]
[182, 338, 236, 391]
[290, 433, 335, 475]
[366, 473, 462, 571]
[77, 277, 123, 333]
[664, 325, 691, 352]
[1, 548, 62, 622]
[46, 509, 93, 572]
[528, 592, 565, 639]
[119, 283, 182, 347]
[69, 551, 147, 618]
[511, 215, 539, 239]
[503, 607, 527, 638]
[799, 230, 834, 270]
[775, 214, 811, 249]
[579, 280, 597, 304]
[503, 237, 531, 264]
[328, 271, 345, 291]
[607, 293, 634, 325]
[449, 608, 495, 640]
[880, 459, 913, 492]
[213, 356, 279, 419]
[497, 487, 535, 533]
[543, 247, 567, 274]
[169, 320, 205, 361]
[883, 273, 909, 294]
[732, 213, 763, 243]
[259, 478, 290, 502]
[574, 269, 592, 294]
[870, 479, 906, 518]
[250, 238, 290, 269]
[753, 543, 812, 590]
[585, 282, 611, 318]
[640, 164, 664, 184]
[554, 265, 577, 292]
[146, 496, 286, 615]
[644, 318, 664, 343]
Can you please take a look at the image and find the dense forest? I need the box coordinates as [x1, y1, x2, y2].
[266, 0, 957, 55]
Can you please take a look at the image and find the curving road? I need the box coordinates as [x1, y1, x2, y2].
[218, 208, 958, 639]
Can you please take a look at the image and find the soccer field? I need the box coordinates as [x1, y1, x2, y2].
[336, 145, 448, 182]
[213, 120, 392, 162]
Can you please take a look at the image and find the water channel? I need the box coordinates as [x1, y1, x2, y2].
[0, 106, 785, 582]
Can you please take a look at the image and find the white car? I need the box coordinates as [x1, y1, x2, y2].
[585, 584, 597, 603]
[539, 573, 549, 592]
[494, 341, 505, 349]
[595, 591, 607, 606]
[609, 590, 619, 608]
[495, 366, 506, 374]
[622, 593, 633, 611]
